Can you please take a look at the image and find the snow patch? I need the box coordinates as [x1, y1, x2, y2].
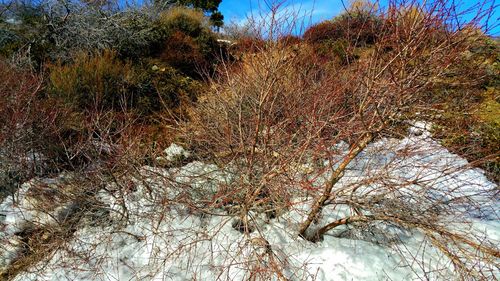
[1, 127, 498, 280]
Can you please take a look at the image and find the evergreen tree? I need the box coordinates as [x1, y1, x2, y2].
[210, 11, 223, 31]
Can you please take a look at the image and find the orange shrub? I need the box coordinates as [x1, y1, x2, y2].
[303, 13, 382, 47]
[159, 31, 207, 76]
[156, 6, 219, 77]
[277, 35, 302, 47]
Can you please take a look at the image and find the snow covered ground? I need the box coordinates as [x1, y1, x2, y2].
[1, 123, 498, 280]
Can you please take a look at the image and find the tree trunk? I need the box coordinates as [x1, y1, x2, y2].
[298, 132, 374, 239]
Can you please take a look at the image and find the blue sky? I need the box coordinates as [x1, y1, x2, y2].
[219, 0, 499, 36]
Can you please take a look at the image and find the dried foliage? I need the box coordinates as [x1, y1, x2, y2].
[48, 50, 135, 111]
[157, 6, 220, 77]
[303, 12, 382, 47]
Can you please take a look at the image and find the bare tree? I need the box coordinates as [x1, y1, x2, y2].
[185, 0, 499, 279]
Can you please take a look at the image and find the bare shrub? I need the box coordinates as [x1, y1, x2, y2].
[183, 0, 499, 279]
[0, 59, 61, 198]
[0, 1, 166, 63]
[0, 75, 152, 279]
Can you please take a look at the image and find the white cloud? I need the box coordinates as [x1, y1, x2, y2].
[230, 0, 344, 36]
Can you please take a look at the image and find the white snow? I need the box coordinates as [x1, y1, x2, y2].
[155, 143, 192, 166]
[1, 124, 498, 280]
[164, 143, 191, 162]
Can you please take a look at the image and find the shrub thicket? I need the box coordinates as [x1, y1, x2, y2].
[48, 50, 135, 111]
[0, 59, 64, 195]
[428, 34, 500, 183]
[156, 6, 219, 77]
[132, 60, 202, 115]
[303, 12, 382, 64]
[187, 4, 500, 278]
[48, 50, 201, 116]
[303, 12, 382, 47]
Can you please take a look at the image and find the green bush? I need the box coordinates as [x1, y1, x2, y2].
[131, 61, 202, 115]
[48, 50, 134, 111]
[1, 3, 164, 64]
[0, 28, 21, 57]
[0, 4, 55, 64]
[48, 51, 201, 116]
[1, 3, 222, 74]
[112, 11, 165, 60]
[158, 7, 209, 36]
[434, 118, 499, 184]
